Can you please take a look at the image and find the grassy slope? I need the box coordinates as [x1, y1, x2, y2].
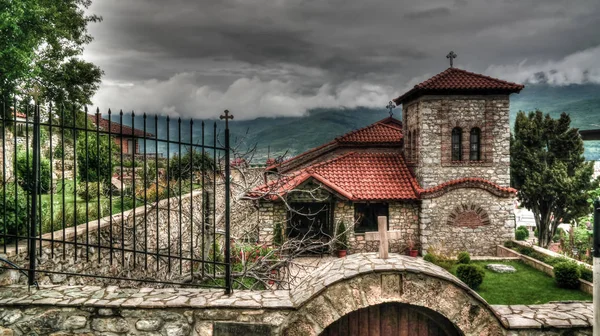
[450, 260, 592, 305]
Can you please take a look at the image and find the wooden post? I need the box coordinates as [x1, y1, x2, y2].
[378, 216, 389, 259]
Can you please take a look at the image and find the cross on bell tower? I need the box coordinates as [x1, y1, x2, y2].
[446, 51, 457, 68]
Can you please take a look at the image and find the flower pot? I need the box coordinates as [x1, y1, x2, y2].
[337, 250, 347, 258]
[408, 249, 418, 257]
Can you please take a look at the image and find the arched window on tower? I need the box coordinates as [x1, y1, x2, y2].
[413, 129, 418, 163]
[470, 127, 481, 161]
[451, 127, 462, 161]
[407, 131, 412, 161]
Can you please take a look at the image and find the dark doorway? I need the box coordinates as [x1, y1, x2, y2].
[287, 203, 331, 253]
[320, 302, 462, 336]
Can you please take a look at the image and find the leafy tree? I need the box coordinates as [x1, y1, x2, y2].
[16, 149, 52, 193]
[76, 133, 115, 185]
[169, 149, 215, 181]
[511, 111, 597, 248]
[0, 0, 102, 124]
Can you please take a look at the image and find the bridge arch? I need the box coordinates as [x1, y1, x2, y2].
[281, 253, 505, 336]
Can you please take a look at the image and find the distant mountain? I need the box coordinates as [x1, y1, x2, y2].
[122, 84, 600, 162]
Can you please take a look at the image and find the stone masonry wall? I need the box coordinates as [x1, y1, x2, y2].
[5, 191, 213, 287]
[421, 188, 514, 256]
[403, 95, 511, 189]
[259, 199, 420, 255]
[334, 201, 420, 254]
[0, 128, 15, 181]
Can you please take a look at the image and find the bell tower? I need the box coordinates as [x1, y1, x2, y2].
[394, 65, 523, 189]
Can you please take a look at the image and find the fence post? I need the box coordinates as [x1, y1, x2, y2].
[593, 198, 600, 336]
[220, 110, 233, 294]
[28, 103, 40, 286]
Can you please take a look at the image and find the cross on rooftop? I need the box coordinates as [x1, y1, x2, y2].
[386, 101, 396, 117]
[446, 51, 457, 68]
[220, 109, 234, 129]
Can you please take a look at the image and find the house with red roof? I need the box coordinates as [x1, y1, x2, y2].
[247, 67, 523, 256]
[88, 113, 154, 155]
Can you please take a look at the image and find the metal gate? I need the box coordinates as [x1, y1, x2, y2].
[0, 98, 232, 292]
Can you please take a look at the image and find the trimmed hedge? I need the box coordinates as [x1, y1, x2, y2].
[515, 226, 529, 241]
[554, 262, 581, 289]
[457, 251, 471, 264]
[456, 264, 485, 290]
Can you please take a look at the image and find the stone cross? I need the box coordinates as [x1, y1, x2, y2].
[386, 101, 395, 117]
[446, 51, 457, 68]
[220, 109, 234, 129]
[378, 216, 389, 259]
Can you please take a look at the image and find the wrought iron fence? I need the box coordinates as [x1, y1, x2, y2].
[0, 98, 232, 292]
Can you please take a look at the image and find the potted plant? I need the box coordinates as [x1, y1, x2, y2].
[336, 221, 348, 258]
[406, 236, 418, 257]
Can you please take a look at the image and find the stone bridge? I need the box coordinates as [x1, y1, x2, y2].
[0, 253, 592, 335]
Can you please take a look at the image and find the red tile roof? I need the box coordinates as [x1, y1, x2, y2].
[394, 67, 524, 104]
[336, 120, 402, 144]
[88, 114, 154, 138]
[267, 117, 403, 172]
[249, 152, 419, 201]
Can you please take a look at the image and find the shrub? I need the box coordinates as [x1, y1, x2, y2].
[518, 246, 534, 256]
[534, 228, 538, 238]
[53, 143, 64, 159]
[0, 183, 29, 244]
[423, 253, 438, 264]
[457, 251, 471, 264]
[77, 181, 103, 201]
[579, 264, 593, 282]
[336, 221, 348, 251]
[16, 150, 52, 193]
[272, 222, 283, 246]
[553, 262, 581, 289]
[503, 241, 516, 248]
[456, 264, 485, 290]
[515, 226, 529, 240]
[169, 150, 215, 181]
[425, 246, 455, 270]
[544, 256, 570, 266]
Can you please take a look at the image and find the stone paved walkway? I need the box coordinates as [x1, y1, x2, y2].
[492, 302, 593, 329]
[0, 253, 593, 331]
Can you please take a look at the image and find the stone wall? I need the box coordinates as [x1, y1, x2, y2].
[0, 254, 590, 336]
[4, 191, 216, 287]
[403, 95, 511, 189]
[336, 201, 420, 253]
[258, 197, 420, 255]
[0, 128, 15, 181]
[421, 187, 514, 256]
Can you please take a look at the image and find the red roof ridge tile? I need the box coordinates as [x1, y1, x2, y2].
[267, 117, 403, 171]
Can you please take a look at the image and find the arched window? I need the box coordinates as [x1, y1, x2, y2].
[413, 129, 418, 162]
[407, 131, 412, 161]
[451, 127, 462, 161]
[470, 128, 481, 161]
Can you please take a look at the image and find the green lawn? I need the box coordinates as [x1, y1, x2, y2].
[38, 179, 201, 235]
[450, 260, 592, 305]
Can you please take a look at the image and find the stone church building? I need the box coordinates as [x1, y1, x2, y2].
[248, 67, 523, 256]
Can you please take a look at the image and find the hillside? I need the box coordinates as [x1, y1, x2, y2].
[121, 84, 600, 161]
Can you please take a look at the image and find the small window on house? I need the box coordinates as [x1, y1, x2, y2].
[354, 203, 388, 233]
[470, 128, 481, 161]
[451, 127, 462, 161]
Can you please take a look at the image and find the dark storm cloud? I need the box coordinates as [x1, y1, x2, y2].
[83, 0, 600, 118]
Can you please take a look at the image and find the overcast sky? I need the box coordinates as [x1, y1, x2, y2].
[83, 0, 600, 119]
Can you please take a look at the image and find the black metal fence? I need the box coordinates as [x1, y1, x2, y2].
[0, 98, 232, 292]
